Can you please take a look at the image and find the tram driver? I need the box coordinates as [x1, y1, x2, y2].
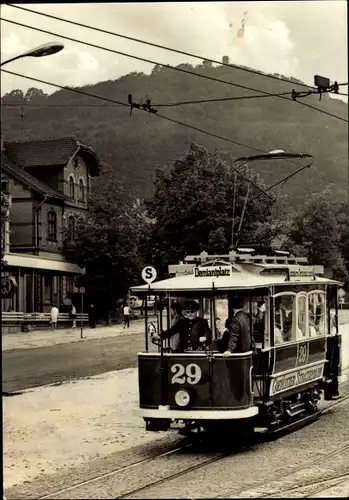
[153, 300, 212, 352]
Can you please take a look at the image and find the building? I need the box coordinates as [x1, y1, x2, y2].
[1, 135, 100, 313]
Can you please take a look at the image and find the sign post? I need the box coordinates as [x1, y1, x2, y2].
[79, 286, 85, 339]
[141, 266, 157, 351]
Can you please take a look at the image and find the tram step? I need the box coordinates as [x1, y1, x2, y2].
[287, 402, 307, 417]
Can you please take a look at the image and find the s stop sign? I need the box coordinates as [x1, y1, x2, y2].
[141, 266, 157, 284]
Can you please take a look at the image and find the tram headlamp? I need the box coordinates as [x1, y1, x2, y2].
[175, 390, 190, 407]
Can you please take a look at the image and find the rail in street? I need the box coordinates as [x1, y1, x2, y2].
[6, 390, 349, 500]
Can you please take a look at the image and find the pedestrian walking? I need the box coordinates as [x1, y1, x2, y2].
[70, 304, 77, 328]
[123, 304, 130, 328]
[50, 304, 59, 329]
[89, 303, 96, 328]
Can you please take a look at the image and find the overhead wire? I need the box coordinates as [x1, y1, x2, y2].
[1, 91, 295, 108]
[1, 16, 347, 123]
[6, 3, 318, 91]
[1, 68, 337, 196]
[1, 68, 265, 154]
[2, 68, 306, 201]
[0, 17, 298, 99]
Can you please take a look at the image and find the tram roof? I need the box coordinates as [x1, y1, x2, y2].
[132, 263, 339, 294]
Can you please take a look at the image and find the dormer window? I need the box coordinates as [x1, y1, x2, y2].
[69, 176, 75, 198]
[78, 179, 85, 202]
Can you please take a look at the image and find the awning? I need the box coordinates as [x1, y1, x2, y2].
[4, 253, 84, 274]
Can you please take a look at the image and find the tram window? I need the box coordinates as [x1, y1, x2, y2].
[215, 295, 229, 339]
[274, 294, 297, 344]
[297, 294, 308, 339]
[308, 292, 326, 336]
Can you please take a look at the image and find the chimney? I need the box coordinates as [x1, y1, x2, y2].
[222, 55, 229, 65]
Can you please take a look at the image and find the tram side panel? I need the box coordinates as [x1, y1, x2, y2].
[269, 337, 327, 400]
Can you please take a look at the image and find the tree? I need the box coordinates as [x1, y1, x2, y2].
[286, 193, 348, 281]
[63, 164, 148, 319]
[25, 87, 48, 103]
[145, 143, 272, 276]
[1, 89, 24, 105]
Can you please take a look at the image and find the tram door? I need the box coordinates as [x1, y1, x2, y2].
[323, 285, 340, 399]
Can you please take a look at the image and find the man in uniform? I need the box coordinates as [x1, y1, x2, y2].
[219, 297, 252, 355]
[154, 300, 212, 352]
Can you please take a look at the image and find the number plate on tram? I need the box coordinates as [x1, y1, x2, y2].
[167, 357, 211, 408]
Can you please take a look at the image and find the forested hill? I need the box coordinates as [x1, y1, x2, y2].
[2, 63, 348, 206]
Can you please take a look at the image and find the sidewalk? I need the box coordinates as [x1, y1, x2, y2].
[2, 319, 145, 351]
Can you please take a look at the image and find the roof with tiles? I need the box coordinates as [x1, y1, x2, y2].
[1, 152, 68, 201]
[3, 136, 100, 174]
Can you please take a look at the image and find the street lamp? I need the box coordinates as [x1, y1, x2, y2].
[1, 42, 64, 67]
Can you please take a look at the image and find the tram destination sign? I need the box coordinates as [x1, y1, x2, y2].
[287, 265, 315, 281]
[194, 265, 232, 278]
[270, 363, 324, 396]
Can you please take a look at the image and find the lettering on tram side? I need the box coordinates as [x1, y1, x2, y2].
[270, 364, 324, 396]
[194, 265, 231, 278]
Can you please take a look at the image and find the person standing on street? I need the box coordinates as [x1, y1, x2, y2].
[70, 304, 77, 328]
[89, 303, 96, 328]
[123, 303, 130, 328]
[50, 304, 59, 329]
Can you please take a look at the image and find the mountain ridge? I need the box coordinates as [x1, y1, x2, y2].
[1, 63, 348, 206]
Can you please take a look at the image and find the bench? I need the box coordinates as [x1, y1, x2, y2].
[1, 312, 25, 334]
[22, 312, 89, 330]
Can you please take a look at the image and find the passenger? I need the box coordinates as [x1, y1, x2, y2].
[219, 299, 251, 356]
[274, 324, 284, 344]
[253, 302, 266, 343]
[169, 300, 183, 351]
[154, 300, 212, 352]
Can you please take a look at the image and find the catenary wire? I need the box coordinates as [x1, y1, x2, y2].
[1, 16, 347, 123]
[0, 17, 298, 98]
[2, 68, 313, 201]
[1, 91, 295, 108]
[5, 3, 318, 91]
[1, 68, 266, 154]
[0, 69, 334, 192]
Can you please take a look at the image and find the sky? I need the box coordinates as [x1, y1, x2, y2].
[0, 1, 347, 100]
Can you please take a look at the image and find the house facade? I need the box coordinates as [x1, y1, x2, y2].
[1, 136, 100, 313]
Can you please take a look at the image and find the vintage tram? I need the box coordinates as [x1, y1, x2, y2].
[132, 248, 341, 436]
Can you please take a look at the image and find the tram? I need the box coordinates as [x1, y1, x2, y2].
[131, 247, 341, 436]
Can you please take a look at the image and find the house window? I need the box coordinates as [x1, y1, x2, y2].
[78, 179, 85, 202]
[69, 176, 75, 198]
[68, 215, 75, 241]
[47, 210, 57, 241]
[1, 180, 9, 194]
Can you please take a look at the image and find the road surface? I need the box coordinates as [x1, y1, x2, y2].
[2, 331, 147, 393]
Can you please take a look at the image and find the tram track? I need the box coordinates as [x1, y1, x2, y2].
[231, 440, 349, 499]
[34, 394, 349, 499]
[263, 472, 349, 498]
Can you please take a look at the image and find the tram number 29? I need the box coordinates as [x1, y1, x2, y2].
[170, 363, 202, 385]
